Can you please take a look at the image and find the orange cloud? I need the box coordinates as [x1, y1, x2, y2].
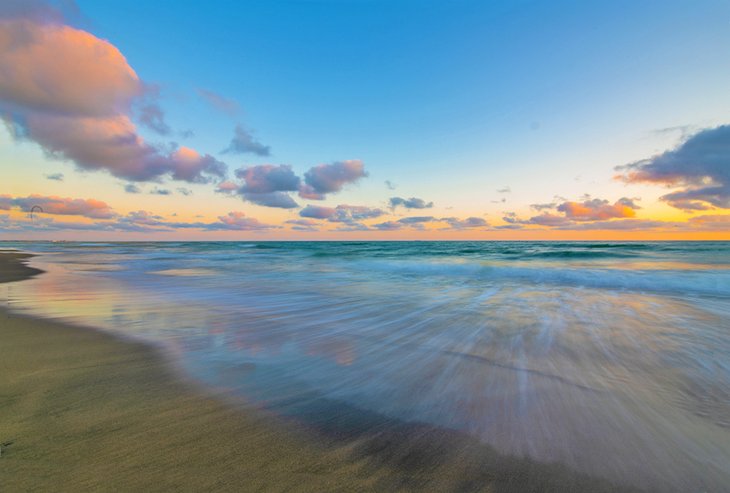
[557, 198, 638, 221]
[0, 193, 116, 218]
[0, 19, 141, 117]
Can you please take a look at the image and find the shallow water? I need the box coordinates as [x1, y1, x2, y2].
[2, 241, 729, 491]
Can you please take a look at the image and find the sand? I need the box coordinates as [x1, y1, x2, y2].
[0, 251, 44, 283]
[0, 252, 635, 492]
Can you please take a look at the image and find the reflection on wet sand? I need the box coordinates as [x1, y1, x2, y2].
[3, 241, 729, 492]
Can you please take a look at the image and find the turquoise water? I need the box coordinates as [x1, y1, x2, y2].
[2, 241, 729, 491]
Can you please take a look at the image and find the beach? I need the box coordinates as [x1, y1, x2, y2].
[0, 250, 638, 492]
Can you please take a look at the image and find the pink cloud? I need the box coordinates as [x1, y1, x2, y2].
[301, 160, 367, 198]
[0, 17, 226, 183]
[0, 20, 141, 117]
[216, 180, 239, 193]
[7, 194, 116, 218]
[215, 211, 276, 231]
[235, 165, 300, 194]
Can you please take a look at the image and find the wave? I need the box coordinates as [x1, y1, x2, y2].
[516, 250, 637, 259]
[346, 259, 730, 297]
[229, 241, 730, 262]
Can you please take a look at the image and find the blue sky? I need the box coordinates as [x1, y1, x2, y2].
[1, 0, 729, 238]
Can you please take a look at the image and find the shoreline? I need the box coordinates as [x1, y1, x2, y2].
[0, 252, 635, 492]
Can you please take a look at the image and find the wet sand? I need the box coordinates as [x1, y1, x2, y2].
[0, 252, 635, 492]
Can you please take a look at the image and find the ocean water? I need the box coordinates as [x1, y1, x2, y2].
[2, 241, 729, 491]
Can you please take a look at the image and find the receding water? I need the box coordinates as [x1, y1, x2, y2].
[2, 241, 729, 491]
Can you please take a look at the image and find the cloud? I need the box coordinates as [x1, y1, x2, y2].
[556, 197, 638, 221]
[299, 204, 383, 223]
[530, 202, 557, 211]
[215, 181, 238, 194]
[77, 210, 276, 232]
[299, 207, 495, 232]
[216, 178, 299, 208]
[230, 164, 301, 208]
[150, 187, 171, 195]
[216, 163, 371, 209]
[503, 196, 642, 229]
[285, 219, 320, 231]
[211, 211, 276, 231]
[0, 215, 115, 232]
[196, 88, 240, 116]
[44, 172, 64, 181]
[651, 125, 696, 140]
[497, 187, 511, 193]
[0, 16, 227, 184]
[385, 180, 397, 190]
[398, 216, 435, 224]
[687, 214, 730, 231]
[617, 125, 730, 210]
[166, 146, 226, 183]
[332, 222, 370, 232]
[373, 221, 403, 231]
[0, 196, 13, 210]
[595, 215, 730, 231]
[119, 210, 277, 232]
[389, 196, 433, 209]
[224, 125, 270, 156]
[372, 215, 490, 231]
[176, 187, 193, 196]
[331, 205, 385, 223]
[243, 192, 299, 209]
[298, 184, 326, 200]
[301, 160, 367, 199]
[138, 103, 170, 135]
[0, 18, 141, 117]
[0, 212, 280, 233]
[523, 213, 573, 227]
[299, 205, 336, 219]
[116, 210, 167, 230]
[8, 112, 222, 182]
[442, 217, 489, 229]
[235, 164, 300, 194]
[217, 161, 367, 202]
[381, 216, 437, 231]
[2, 193, 116, 218]
[555, 219, 674, 231]
[124, 183, 141, 194]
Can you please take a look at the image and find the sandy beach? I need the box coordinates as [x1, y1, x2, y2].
[0, 251, 638, 492]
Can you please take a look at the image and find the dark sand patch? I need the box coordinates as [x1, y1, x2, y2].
[0, 251, 44, 283]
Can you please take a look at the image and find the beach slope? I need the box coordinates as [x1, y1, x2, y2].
[0, 252, 632, 492]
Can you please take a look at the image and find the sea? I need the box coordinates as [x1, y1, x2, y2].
[2, 241, 729, 491]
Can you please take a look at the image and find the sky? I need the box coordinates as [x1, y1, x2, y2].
[1, 0, 729, 240]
